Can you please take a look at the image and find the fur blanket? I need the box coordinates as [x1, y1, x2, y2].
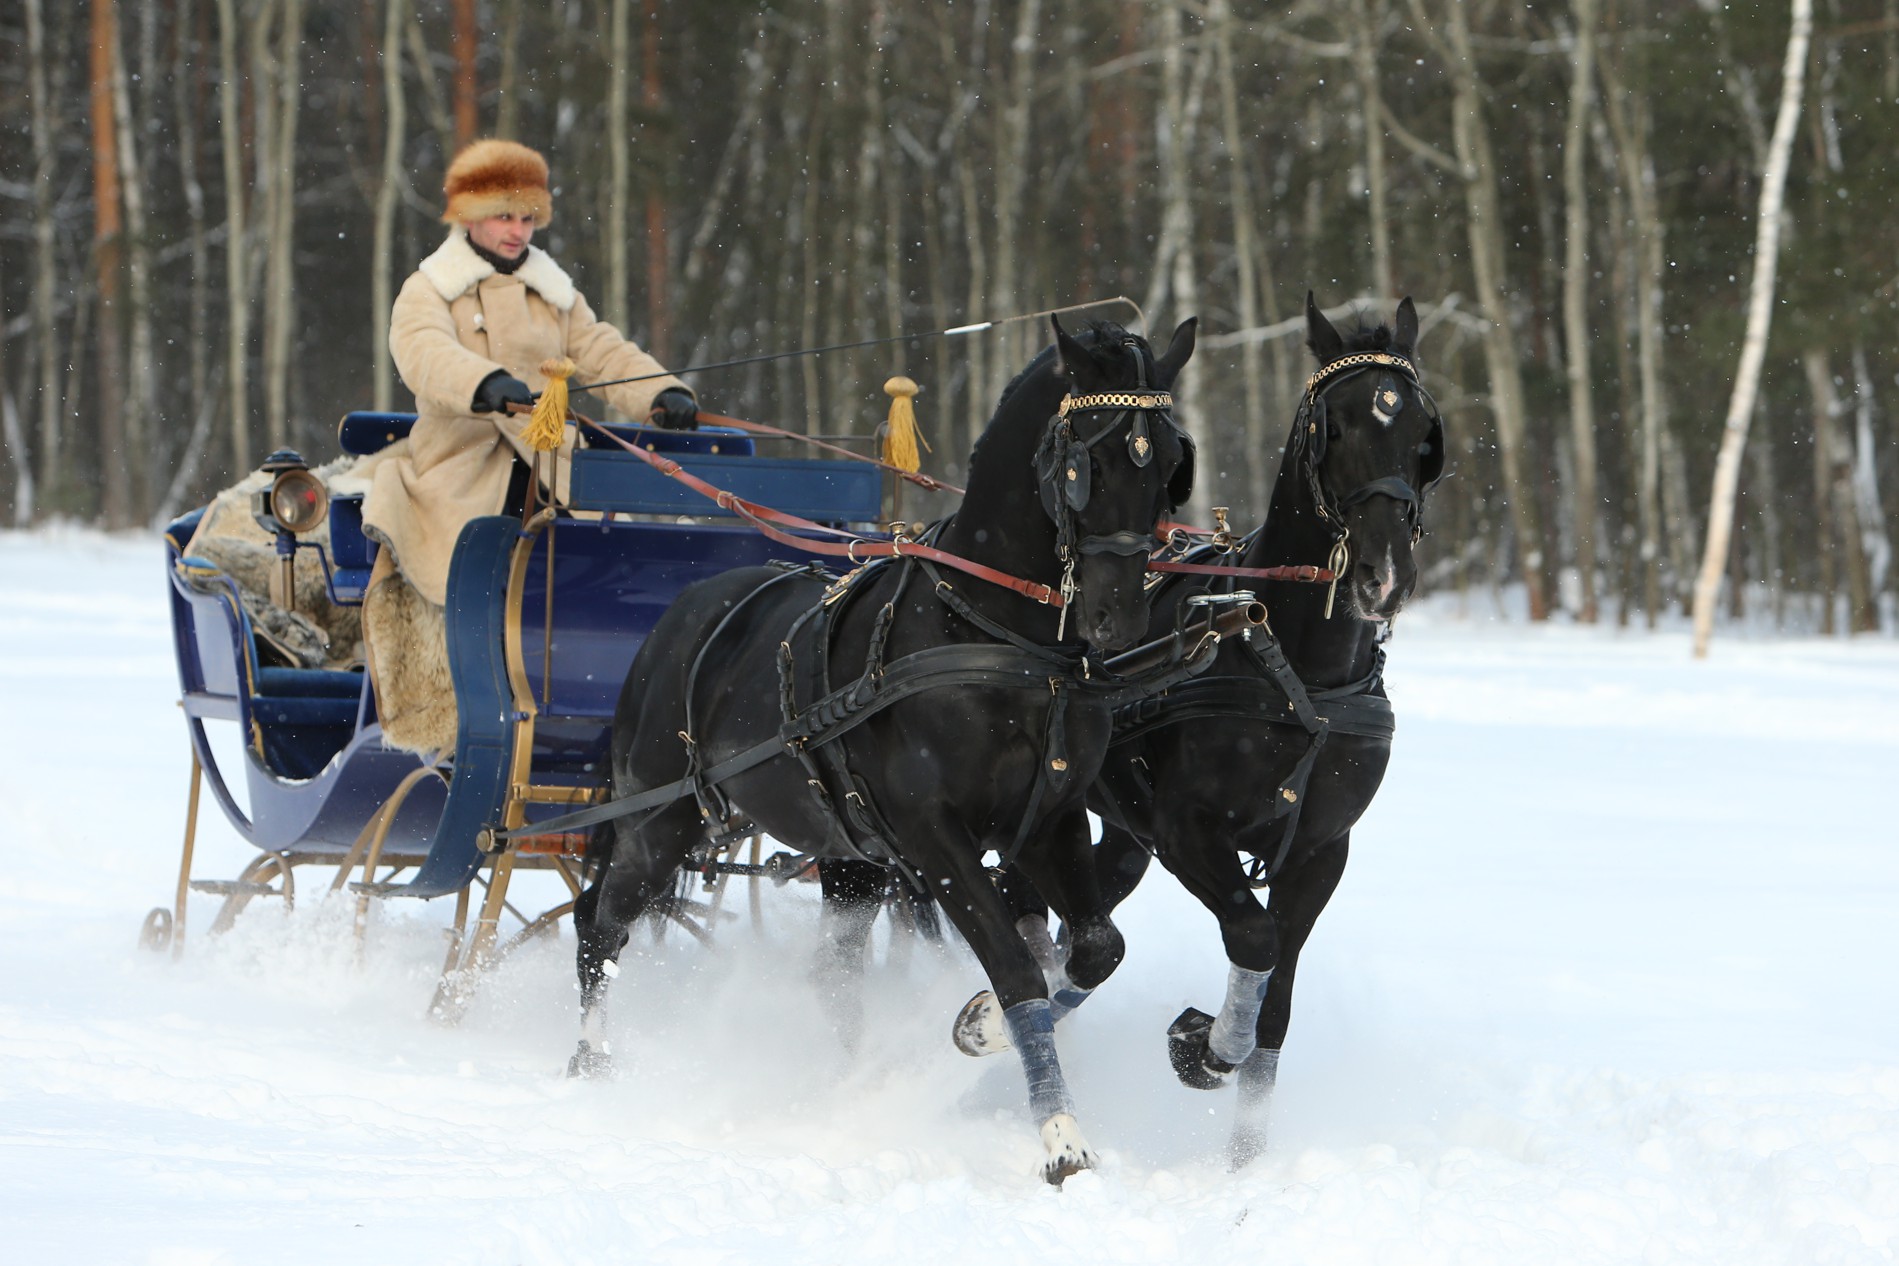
[362, 556, 457, 757]
[179, 442, 457, 756]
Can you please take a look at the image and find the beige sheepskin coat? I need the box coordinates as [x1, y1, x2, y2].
[362, 231, 689, 605]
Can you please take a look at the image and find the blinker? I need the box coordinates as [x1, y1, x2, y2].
[1063, 440, 1091, 511]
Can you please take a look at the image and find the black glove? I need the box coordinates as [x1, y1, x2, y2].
[472, 370, 533, 415]
[650, 388, 699, 431]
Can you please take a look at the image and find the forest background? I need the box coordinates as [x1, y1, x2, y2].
[0, 0, 1893, 633]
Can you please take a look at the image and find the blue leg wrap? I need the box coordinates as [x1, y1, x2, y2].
[1207, 963, 1273, 1067]
[1003, 998, 1076, 1124]
[1047, 968, 1092, 1024]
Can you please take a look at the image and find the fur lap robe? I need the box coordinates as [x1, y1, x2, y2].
[181, 447, 455, 757]
[183, 453, 385, 671]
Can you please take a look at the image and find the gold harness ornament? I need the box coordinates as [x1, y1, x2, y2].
[1300, 352, 1415, 405]
[1057, 391, 1174, 416]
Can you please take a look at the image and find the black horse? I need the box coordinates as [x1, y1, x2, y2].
[569, 317, 1198, 1183]
[960, 296, 1444, 1166]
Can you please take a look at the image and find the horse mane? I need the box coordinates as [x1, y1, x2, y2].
[1311, 310, 1417, 362]
[995, 320, 1144, 410]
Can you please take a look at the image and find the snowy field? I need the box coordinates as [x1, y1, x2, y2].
[3, 526, 1897, 1266]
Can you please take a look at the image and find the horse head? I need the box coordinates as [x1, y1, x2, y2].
[1297, 293, 1446, 623]
[1040, 316, 1197, 651]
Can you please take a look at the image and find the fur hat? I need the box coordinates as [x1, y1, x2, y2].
[440, 139, 552, 228]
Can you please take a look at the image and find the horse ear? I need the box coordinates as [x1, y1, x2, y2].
[1306, 291, 1344, 365]
[1051, 314, 1089, 380]
[1393, 296, 1420, 357]
[1155, 317, 1197, 384]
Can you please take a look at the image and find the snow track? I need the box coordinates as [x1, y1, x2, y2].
[3, 529, 1895, 1265]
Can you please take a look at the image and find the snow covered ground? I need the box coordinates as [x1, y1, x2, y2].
[3, 527, 1896, 1265]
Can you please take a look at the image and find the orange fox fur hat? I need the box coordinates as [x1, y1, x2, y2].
[440, 139, 552, 228]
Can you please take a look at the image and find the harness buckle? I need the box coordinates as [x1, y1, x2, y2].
[1211, 506, 1235, 552]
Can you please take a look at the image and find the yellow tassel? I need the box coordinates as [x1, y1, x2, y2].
[882, 375, 928, 473]
[522, 357, 577, 452]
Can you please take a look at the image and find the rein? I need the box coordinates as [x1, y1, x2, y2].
[576, 413, 1068, 606]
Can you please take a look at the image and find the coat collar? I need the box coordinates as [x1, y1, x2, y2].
[417, 231, 577, 312]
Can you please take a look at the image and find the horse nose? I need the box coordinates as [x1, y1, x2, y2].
[1086, 600, 1139, 652]
[1355, 552, 1402, 612]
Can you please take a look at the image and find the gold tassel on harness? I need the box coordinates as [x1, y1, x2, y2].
[522, 357, 578, 452]
[881, 376, 929, 473]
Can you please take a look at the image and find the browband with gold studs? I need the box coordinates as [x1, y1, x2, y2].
[1058, 391, 1174, 416]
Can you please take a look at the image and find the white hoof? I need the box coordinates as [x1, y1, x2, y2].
[1039, 1112, 1097, 1185]
[952, 990, 1013, 1057]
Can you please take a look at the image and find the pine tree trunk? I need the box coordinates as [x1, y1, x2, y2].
[1445, 0, 1547, 618]
[24, 0, 63, 515]
[1806, 349, 1841, 634]
[110, 4, 156, 520]
[1805, 348, 1877, 634]
[91, 0, 129, 526]
[1, 294, 33, 525]
[1692, 0, 1812, 658]
[642, 0, 671, 362]
[606, 0, 630, 333]
[372, 0, 408, 412]
[1213, 0, 1267, 514]
[263, 0, 305, 451]
[451, 0, 478, 149]
[1561, 0, 1601, 622]
[1849, 345, 1892, 605]
[213, 0, 250, 474]
[496, 0, 521, 139]
[1352, 0, 1394, 303]
[1598, 35, 1667, 627]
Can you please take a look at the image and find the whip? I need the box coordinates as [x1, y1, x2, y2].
[551, 295, 1147, 398]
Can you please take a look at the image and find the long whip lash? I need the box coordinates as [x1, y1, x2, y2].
[545, 296, 1147, 398]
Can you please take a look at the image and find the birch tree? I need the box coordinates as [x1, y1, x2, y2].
[1691, 0, 1812, 658]
[1560, 0, 1602, 622]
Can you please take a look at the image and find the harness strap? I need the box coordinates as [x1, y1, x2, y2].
[579, 416, 1067, 607]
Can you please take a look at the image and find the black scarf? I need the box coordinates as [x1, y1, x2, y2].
[466, 233, 528, 276]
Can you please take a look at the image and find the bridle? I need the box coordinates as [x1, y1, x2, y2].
[1288, 350, 1446, 614]
[1034, 339, 1196, 634]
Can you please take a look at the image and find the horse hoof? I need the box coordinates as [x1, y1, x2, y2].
[567, 1040, 613, 1079]
[953, 990, 1013, 1057]
[1166, 1007, 1237, 1090]
[1039, 1112, 1098, 1186]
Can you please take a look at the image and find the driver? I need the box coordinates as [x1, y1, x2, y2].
[361, 137, 700, 754]
[363, 137, 700, 610]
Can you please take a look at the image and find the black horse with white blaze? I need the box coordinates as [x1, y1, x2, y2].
[962, 296, 1445, 1165]
[569, 318, 1198, 1184]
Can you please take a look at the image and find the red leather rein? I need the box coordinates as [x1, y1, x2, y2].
[572, 412, 1335, 602]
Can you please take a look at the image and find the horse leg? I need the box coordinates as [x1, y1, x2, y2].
[569, 800, 699, 1078]
[954, 810, 1123, 1053]
[1095, 822, 1152, 913]
[815, 857, 885, 1051]
[928, 836, 1098, 1184]
[1230, 833, 1350, 1168]
[1149, 811, 1280, 1092]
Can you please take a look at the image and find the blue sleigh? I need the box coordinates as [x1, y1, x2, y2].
[155, 413, 883, 1012]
